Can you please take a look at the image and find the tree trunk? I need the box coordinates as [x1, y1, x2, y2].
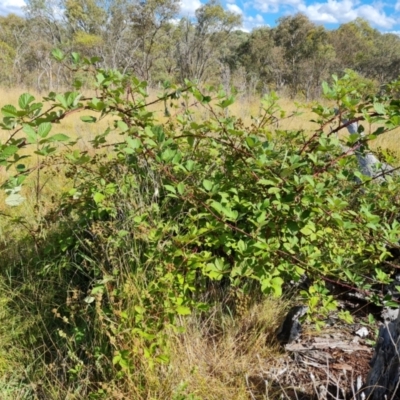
[360, 307, 400, 399]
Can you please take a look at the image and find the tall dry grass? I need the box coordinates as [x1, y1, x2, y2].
[1, 87, 399, 153]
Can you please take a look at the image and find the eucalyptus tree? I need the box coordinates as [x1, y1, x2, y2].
[63, 0, 107, 35]
[358, 32, 400, 85]
[329, 18, 376, 74]
[273, 13, 333, 98]
[0, 14, 26, 85]
[127, 0, 180, 82]
[236, 27, 284, 93]
[175, 0, 242, 85]
[24, 0, 65, 45]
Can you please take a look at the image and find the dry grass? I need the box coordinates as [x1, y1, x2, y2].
[140, 296, 287, 400]
[1, 87, 399, 153]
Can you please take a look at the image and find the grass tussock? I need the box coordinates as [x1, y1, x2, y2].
[167, 298, 285, 400]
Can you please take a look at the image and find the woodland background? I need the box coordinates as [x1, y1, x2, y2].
[1, 0, 400, 99]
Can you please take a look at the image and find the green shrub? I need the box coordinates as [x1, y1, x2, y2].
[1, 51, 400, 396]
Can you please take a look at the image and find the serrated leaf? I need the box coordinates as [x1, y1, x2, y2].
[23, 124, 37, 143]
[18, 93, 35, 109]
[37, 122, 52, 138]
[1, 105, 18, 117]
[55, 94, 68, 109]
[0, 145, 18, 158]
[374, 102, 385, 115]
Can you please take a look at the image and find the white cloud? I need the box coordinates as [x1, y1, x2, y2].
[180, 0, 202, 16]
[227, 3, 243, 14]
[396, 1, 400, 12]
[251, 0, 303, 13]
[298, 0, 396, 29]
[0, 0, 26, 16]
[243, 13, 265, 31]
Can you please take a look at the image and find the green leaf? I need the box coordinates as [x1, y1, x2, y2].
[1, 145, 19, 158]
[51, 48, 65, 61]
[126, 137, 141, 149]
[271, 276, 284, 297]
[18, 93, 35, 110]
[322, 81, 330, 96]
[218, 96, 235, 108]
[177, 182, 185, 195]
[176, 305, 191, 315]
[93, 192, 105, 204]
[16, 164, 26, 172]
[374, 102, 385, 115]
[257, 211, 266, 224]
[46, 133, 70, 142]
[118, 120, 128, 132]
[300, 226, 314, 236]
[23, 124, 37, 144]
[210, 201, 223, 214]
[88, 98, 105, 111]
[71, 52, 80, 64]
[246, 137, 255, 147]
[80, 116, 97, 123]
[1, 105, 18, 117]
[164, 185, 176, 194]
[222, 207, 238, 221]
[185, 160, 194, 171]
[55, 94, 68, 109]
[202, 179, 213, 191]
[37, 122, 52, 138]
[96, 73, 105, 84]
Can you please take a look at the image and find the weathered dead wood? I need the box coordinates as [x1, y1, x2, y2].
[286, 340, 371, 353]
[360, 306, 400, 400]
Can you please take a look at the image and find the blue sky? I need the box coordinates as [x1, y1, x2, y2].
[1, 0, 400, 33]
[182, 0, 400, 32]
